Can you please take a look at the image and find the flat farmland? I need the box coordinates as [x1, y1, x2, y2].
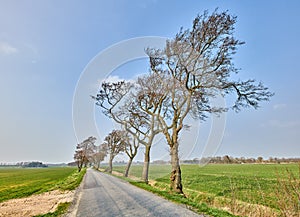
[0, 167, 79, 203]
[113, 163, 300, 216]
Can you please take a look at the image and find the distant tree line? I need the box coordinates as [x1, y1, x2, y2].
[130, 157, 300, 165]
[15, 161, 48, 167]
[23, 162, 48, 168]
[71, 144, 300, 174]
[181, 156, 300, 164]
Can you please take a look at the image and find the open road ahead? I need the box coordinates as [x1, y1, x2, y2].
[72, 168, 203, 217]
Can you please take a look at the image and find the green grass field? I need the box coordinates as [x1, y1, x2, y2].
[113, 163, 299, 216]
[0, 167, 84, 203]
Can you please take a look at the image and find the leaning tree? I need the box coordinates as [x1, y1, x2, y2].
[103, 129, 127, 173]
[93, 76, 167, 183]
[123, 132, 139, 177]
[91, 144, 107, 170]
[74, 136, 97, 172]
[146, 10, 273, 193]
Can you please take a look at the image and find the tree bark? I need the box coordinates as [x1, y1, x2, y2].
[96, 161, 100, 170]
[124, 158, 133, 177]
[77, 161, 83, 172]
[141, 145, 151, 184]
[170, 142, 183, 194]
[108, 154, 113, 173]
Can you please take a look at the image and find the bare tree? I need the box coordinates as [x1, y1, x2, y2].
[74, 149, 86, 172]
[103, 130, 127, 173]
[223, 155, 231, 164]
[91, 144, 107, 170]
[93, 77, 165, 183]
[74, 136, 97, 172]
[123, 133, 139, 177]
[257, 156, 263, 163]
[146, 10, 273, 193]
[126, 74, 169, 182]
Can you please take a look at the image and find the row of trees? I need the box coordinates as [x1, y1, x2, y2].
[73, 131, 139, 175]
[80, 10, 272, 194]
[0, 161, 48, 167]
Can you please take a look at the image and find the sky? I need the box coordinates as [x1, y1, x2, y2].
[0, 0, 299, 163]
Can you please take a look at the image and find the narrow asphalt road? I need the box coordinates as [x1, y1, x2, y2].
[74, 168, 203, 217]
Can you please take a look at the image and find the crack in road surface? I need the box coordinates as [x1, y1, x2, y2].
[74, 168, 204, 217]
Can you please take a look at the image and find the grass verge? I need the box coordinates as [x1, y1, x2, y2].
[38, 168, 87, 217]
[130, 181, 237, 217]
[53, 167, 86, 191]
[102, 168, 237, 217]
[0, 167, 86, 217]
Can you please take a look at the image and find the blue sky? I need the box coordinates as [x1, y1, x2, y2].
[0, 0, 299, 163]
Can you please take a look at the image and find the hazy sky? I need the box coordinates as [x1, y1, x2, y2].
[0, 0, 299, 163]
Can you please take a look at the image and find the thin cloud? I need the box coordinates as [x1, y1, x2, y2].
[261, 119, 300, 128]
[98, 75, 135, 85]
[100, 75, 124, 83]
[93, 75, 135, 92]
[273, 103, 287, 110]
[0, 41, 18, 55]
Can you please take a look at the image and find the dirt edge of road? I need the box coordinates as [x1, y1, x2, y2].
[63, 170, 87, 217]
[0, 190, 75, 217]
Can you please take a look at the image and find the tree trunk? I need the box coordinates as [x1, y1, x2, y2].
[108, 154, 113, 173]
[84, 160, 88, 168]
[124, 158, 133, 177]
[77, 161, 83, 172]
[170, 142, 183, 194]
[141, 145, 151, 183]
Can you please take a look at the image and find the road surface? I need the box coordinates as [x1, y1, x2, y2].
[73, 168, 204, 217]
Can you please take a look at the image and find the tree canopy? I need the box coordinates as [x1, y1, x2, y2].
[93, 9, 273, 193]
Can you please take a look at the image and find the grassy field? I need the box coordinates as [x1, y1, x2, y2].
[113, 163, 300, 216]
[0, 167, 85, 203]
